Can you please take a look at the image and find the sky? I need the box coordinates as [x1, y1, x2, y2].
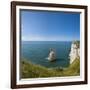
[21, 10, 80, 41]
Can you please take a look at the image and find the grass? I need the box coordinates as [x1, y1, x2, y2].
[20, 58, 80, 78]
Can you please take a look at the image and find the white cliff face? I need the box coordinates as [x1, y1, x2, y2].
[69, 41, 80, 64]
[48, 50, 56, 61]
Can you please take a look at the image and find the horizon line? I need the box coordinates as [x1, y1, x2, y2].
[22, 40, 80, 42]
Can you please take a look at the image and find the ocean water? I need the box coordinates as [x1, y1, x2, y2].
[21, 41, 71, 68]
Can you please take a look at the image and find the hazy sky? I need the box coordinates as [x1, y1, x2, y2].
[21, 10, 80, 41]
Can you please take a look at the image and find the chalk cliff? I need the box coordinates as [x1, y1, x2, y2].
[69, 41, 80, 64]
[48, 49, 56, 61]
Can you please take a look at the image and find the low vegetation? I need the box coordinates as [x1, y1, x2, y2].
[20, 59, 80, 78]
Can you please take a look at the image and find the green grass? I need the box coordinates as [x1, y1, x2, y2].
[20, 59, 80, 78]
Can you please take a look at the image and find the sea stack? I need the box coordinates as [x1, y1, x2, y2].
[48, 48, 56, 61]
[69, 41, 80, 64]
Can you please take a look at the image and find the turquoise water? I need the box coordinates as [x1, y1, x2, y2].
[21, 41, 71, 68]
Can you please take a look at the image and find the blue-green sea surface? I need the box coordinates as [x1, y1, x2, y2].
[21, 41, 71, 68]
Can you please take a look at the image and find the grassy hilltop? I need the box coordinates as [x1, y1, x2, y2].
[20, 58, 80, 78]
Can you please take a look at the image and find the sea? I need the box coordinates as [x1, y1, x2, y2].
[21, 41, 72, 68]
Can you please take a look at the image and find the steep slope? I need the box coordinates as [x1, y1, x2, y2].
[21, 59, 80, 78]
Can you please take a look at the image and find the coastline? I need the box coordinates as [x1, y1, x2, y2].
[20, 58, 80, 78]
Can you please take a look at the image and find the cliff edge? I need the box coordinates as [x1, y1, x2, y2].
[69, 41, 80, 64]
